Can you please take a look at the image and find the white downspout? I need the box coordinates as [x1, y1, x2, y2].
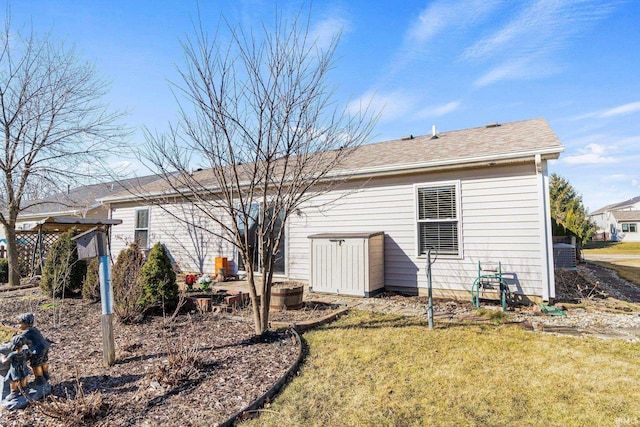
[536, 154, 555, 302]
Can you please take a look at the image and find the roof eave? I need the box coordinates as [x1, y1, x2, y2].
[332, 147, 563, 180]
[100, 146, 563, 204]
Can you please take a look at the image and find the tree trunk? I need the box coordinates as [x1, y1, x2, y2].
[246, 269, 265, 336]
[3, 224, 21, 287]
[260, 270, 270, 335]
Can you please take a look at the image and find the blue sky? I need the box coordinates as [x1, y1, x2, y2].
[7, 0, 640, 212]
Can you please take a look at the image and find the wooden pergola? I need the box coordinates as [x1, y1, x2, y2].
[23, 216, 122, 277]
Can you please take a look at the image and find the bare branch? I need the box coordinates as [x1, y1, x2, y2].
[0, 13, 128, 286]
[140, 6, 377, 335]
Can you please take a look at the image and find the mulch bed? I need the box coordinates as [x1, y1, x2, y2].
[0, 288, 299, 426]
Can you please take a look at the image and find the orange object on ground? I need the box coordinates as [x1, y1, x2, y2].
[215, 257, 229, 278]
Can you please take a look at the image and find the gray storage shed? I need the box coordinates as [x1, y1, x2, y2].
[308, 232, 385, 297]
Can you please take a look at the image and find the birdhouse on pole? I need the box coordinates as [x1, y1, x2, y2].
[73, 227, 108, 260]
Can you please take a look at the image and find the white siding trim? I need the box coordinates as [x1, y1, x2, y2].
[536, 155, 554, 301]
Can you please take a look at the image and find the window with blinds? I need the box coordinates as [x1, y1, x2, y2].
[417, 183, 460, 256]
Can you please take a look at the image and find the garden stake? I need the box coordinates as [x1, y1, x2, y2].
[427, 249, 433, 330]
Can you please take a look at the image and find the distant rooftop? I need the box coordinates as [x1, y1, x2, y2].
[20, 175, 162, 217]
[590, 195, 640, 216]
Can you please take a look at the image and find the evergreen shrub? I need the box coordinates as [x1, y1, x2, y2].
[112, 243, 146, 323]
[40, 228, 86, 297]
[137, 242, 178, 312]
[0, 258, 8, 283]
[82, 257, 101, 302]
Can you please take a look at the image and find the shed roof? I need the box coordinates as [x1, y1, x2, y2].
[100, 117, 563, 203]
[24, 217, 123, 233]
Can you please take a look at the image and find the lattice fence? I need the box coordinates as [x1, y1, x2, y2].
[15, 231, 61, 277]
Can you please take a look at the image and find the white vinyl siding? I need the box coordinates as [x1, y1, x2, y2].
[108, 161, 552, 299]
[415, 182, 461, 257]
[287, 163, 547, 297]
[110, 202, 236, 274]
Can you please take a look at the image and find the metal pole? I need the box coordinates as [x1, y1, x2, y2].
[98, 254, 116, 366]
[427, 249, 433, 330]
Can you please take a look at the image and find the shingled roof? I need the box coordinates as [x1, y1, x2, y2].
[20, 175, 162, 217]
[612, 210, 640, 222]
[590, 196, 640, 216]
[100, 117, 563, 203]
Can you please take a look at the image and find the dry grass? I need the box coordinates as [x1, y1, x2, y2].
[588, 260, 640, 287]
[0, 326, 12, 342]
[583, 241, 640, 254]
[244, 311, 640, 427]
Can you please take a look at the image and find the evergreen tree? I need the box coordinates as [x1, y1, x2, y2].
[137, 242, 178, 311]
[550, 173, 595, 243]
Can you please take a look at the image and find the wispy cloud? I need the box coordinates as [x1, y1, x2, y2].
[474, 58, 563, 87]
[415, 101, 462, 119]
[310, 14, 351, 51]
[561, 143, 619, 165]
[600, 101, 640, 117]
[602, 174, 631, 183]
[570, 101, 640, 121]
[346, 90, 418, 123]
[397, 0, 503, 66]
[464, 0, 617, 86]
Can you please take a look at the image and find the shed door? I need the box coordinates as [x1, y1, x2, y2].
[311, 238, 365, 296]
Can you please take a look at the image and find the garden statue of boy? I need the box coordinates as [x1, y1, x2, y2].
[1, 335, 32, 401]
[16, 313, 51, 385]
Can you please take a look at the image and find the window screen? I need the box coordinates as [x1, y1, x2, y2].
[135, 209, 149, 249]
[417, 185, 459, 256]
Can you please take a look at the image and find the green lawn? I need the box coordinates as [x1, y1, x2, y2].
[245, 311, 640, 427]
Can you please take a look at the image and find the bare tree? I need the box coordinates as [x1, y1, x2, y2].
[142, 9, 376, 335]
[0, 13, 126, 286]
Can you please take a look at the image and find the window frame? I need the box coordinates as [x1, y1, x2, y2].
[134, 208, 150, 249]
[236, 202, 287, 276]
[414, 180, 463, 259]
[630, 223, 637, 233]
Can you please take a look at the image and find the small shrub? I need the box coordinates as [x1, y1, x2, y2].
[0, 258, 7, 283]
[150, 334, 203, 387]
[477, 308, 508, 323]
[82, 258, 101, 302]
[34, 367, 107, 425]
[112, 243, 146, 324]
[137, 242, 178, 312]
[40, 229, 86, 298]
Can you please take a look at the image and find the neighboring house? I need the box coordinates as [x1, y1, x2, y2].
[100, 118, 563, 303]
[3, 176, 161, 235]
[589, 196, 640, 241]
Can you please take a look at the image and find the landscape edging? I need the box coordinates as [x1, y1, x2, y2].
[269, 306, 350, 332]
[219, 327, 304, 427]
